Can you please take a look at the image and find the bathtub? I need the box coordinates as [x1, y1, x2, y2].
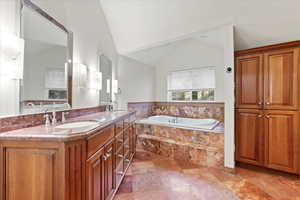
[138, 115, 220, 130]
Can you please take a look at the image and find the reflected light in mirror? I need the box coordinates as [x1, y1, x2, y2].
[0, 31, 24, 80]
[107, 79, 110, 93]
[112, 79, 118, 94]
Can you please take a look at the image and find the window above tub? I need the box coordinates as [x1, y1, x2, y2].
[167, 67, 215, 101]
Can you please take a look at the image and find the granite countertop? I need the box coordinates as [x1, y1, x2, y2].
[0, 111, 134, 142]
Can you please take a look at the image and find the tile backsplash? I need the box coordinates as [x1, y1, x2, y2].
[0, 106, 106, 133]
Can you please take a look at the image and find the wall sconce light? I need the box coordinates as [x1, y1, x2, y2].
[112, 79, 119, 94]
[107, 79, 111, 93]
[0, 31, 24, 80]
[74, 63, 88, 88]
[88, 69, 102, 91]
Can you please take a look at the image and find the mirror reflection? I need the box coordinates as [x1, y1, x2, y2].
[99, 54, 112, 104]
[20, 1, 71, 114]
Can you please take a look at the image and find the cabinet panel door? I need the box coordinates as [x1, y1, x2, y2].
[104, 140, 115, 200]
[235, 54, 264, 109]
[264, 110, 299, 174]
[5, 148, 59, 200]
[264, 48, 299, 110]
[86, 148, 105, 200]
[235, 109, 264, 165]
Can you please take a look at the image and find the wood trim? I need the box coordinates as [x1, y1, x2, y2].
[235, 40, 300, 56]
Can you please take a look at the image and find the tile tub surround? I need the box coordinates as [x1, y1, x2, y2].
[128, 101, 224, 122]
[128, 102, 155, 120]
[136, 123, 224, 169]
[0, 106, 107, 133]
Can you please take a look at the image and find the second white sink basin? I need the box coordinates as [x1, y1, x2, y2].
[56, 121, 99, 129]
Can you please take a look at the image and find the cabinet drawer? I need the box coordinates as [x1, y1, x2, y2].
[124, 128, 130, 140]
[115, 132, 124, 152]
[116, 120, 124, 134]
[115, 149, 124, 173]
[124, 116, 130, 128]
[87, 126, 114, 158]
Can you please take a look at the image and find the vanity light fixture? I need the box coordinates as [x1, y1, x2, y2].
[0, 31, 24, 80]
[74, 63, 88, 88]
[88, 69, 102, 91]
[107, 79, 111, 93]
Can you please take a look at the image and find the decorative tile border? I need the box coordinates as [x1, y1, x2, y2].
[128, 101, 224, 122]
[0, 106, 106, 133]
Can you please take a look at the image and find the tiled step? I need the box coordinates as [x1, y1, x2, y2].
[137, 134, 224, 169]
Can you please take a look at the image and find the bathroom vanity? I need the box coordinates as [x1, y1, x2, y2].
[0, 111, 136, 200]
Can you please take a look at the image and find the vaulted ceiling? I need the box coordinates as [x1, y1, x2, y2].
[100, 0, 300, 54]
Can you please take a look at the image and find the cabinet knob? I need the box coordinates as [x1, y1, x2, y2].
[258, 115, 263, 118]
[265, 115, 270, 118]
[258, 102, 263, 105]
[117, 171, 124, 175]
[117, 154, 123, 158]
[266, 102, 271, 105]
[103, 155, 107, 161]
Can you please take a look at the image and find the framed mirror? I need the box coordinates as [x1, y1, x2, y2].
[99, 54, 112, 105]
[20, 0, 73, 114]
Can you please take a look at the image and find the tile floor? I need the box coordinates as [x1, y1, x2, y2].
[114, 149, 300, 200]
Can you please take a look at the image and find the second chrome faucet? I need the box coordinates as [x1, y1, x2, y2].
[44, 110, 69, 126]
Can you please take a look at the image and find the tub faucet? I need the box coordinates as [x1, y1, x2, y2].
[171, 117, 178, 123]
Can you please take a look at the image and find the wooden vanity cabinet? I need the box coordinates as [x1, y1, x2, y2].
[0, 113, 136, 200]
[235, 42, 300, 175]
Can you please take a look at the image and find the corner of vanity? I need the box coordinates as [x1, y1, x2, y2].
[0, 111, 137, 200]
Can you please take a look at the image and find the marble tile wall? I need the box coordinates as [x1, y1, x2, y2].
[0, 106, 106, 133]
[128, 102, 224, 122]
[128, 102, 155, 120]
[136, 123, 224, 169]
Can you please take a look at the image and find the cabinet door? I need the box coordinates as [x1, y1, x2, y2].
[264, 48, 299, 110]
[4, 148, 60, 200]
[264, 110, 299, 174]
[86, 148, 105, 200]
[235, 54, 264, 109]
[104, 140, 115, 200]
[235, 109, 264, 165]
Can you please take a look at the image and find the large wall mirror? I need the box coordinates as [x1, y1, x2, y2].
[99, 54, 112, 104]
[20, 0, 73, 114]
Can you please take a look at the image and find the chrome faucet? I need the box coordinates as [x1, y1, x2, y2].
[61, 112, 69, 123]
[43, 109, 50, 127]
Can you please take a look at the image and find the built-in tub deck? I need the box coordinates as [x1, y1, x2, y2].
[136, 115, 224, 169]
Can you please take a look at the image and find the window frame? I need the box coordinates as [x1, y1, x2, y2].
[167, 67, 216, 102]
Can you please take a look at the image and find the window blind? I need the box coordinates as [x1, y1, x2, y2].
[168, 67, 215, 90]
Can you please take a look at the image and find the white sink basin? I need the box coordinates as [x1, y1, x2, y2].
[56, 121, 99, 129]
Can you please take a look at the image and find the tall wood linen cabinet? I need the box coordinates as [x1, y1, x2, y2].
[235, 42, 300, 175]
